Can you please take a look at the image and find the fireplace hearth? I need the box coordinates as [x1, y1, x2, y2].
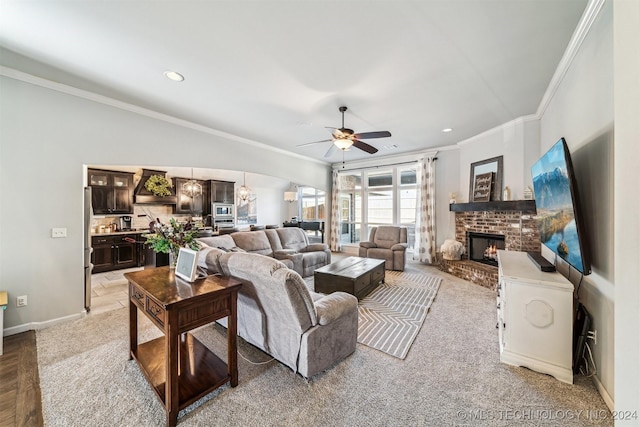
[467, 232, 506, 267]
[439, 206, 541, 291]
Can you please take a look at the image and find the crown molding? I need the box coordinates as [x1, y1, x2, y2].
[0, 66, 330, 166]
[536, 0, 606, 118]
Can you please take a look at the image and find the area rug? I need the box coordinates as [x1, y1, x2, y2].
[357, 271, 441, 359]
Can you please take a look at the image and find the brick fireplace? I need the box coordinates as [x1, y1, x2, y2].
[439, 200, 540, 290]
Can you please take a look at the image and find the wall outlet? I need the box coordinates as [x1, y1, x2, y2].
[51, 227, 67, 238]
[16, 295, 27, 307]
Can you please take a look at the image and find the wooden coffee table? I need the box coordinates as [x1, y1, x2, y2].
[126, 267, 242, 427]
[314, 256, 385, 299]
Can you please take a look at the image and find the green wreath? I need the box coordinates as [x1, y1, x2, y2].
[144, 175, 173, 197]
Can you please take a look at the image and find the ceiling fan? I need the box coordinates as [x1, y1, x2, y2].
[297, 106, 392, 158]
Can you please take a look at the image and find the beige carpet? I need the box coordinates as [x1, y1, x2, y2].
[358, 271, 441, 359]
[36, 262, 612, 426]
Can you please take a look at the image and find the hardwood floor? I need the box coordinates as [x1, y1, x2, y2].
[0, 267, 138, 426]
[0, 331, 43, 427]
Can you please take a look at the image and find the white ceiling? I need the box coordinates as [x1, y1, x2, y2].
[0, 0, 587, 163]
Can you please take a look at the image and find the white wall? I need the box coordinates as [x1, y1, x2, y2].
[457, 117, 539, 202]
[434, 148, 460, 244]
[539, 0, 614, 403]
[0, 73, 331, 331]
[613, 0, 640, 416]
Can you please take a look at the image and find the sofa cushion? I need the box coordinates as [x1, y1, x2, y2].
[373, 226, 403, 249]
[197, 246, 227, 274]
[265, 229, 284, 251]
[314, 292, 358, 326]
[276, 227, 309, 252]
[197, 234, 236, 250]
[230, 231, 273, 256]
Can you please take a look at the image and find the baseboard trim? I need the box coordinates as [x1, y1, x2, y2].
[592, 374, 614, 411]
[2, 310, 87, 337]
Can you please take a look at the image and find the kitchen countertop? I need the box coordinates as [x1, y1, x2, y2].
[91, 229, 150, 237]
[91, 227, 213, 237]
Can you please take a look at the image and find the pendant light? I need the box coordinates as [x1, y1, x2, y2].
[238, 172, 251, 202]
[182, 168, 202, 198]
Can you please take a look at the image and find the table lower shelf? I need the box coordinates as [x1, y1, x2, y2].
[132, 333, 230, 410]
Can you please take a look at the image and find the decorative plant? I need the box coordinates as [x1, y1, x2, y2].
[144, 218, 201, 264]
[144, 174, 173, 197]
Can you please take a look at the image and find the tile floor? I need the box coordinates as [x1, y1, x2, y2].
[89, 267, 143, 316]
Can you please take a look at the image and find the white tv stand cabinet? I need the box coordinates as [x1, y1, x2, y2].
[497, 250, 574, 384]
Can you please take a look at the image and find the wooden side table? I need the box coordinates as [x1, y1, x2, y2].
[125, 267, 242, 426]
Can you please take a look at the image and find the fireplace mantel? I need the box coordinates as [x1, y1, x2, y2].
[449, 200, 536, 212]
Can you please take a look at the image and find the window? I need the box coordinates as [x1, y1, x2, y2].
[398, 167, 418, 251]
[299, 187, 325, 220]
[337, 164, 418, 251]
[338, 172, 362, 244]
[297, 186, 325, 243]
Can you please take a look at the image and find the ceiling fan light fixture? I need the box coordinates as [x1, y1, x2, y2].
[334, 138, 353, 150]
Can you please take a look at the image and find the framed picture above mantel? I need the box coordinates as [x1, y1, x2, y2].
[469, 156, 503, 202]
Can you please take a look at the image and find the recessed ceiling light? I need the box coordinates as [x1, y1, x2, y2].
[164, 71, 184, 82]
[442, 128, 453, 133]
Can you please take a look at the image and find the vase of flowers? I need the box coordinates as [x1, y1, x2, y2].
[144, 218, 201, 268]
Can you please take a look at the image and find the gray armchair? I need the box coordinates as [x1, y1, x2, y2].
[358, 226, 408, 271]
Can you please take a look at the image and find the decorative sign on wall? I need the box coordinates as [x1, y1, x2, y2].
[473, 172, 494, 202]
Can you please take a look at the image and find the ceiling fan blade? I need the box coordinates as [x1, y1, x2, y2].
[352, 139, 378, 154]
[353, 130, 392, 139]
[296, 139, 332, 148]
[324, 144, 337, 158]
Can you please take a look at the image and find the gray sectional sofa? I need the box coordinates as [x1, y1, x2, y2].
[207, 251, 358, 378]
[197, 227, 331, 277]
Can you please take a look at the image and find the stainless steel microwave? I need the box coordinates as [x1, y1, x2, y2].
[212, 203, 234, 218]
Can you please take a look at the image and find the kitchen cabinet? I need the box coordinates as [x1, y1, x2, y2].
[209, 180, 235, 204]
[173, 178, 208, 215]
[92, 236, 115, 273]
[88, 169, 134, 214]
[497, 250, 574, 384]
[91, 234, 140, 273]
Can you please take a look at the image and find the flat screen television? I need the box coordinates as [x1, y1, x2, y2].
[531, 138, 591, 275]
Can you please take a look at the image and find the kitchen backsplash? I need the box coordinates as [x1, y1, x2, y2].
[92, 205, 192, 233]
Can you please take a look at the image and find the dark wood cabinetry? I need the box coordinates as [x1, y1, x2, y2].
[92, 236, 115, 272]
[209, 180, 235, 204]
[88, 169, 134, 214]
[173, 178, 209, 215]
[91, 234, 140, 273]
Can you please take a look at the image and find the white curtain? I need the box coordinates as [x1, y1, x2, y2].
[329, 169, 341, 252]
[414, 157, 436, 264]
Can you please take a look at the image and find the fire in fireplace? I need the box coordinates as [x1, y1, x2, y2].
[467, 232, 506, 267]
